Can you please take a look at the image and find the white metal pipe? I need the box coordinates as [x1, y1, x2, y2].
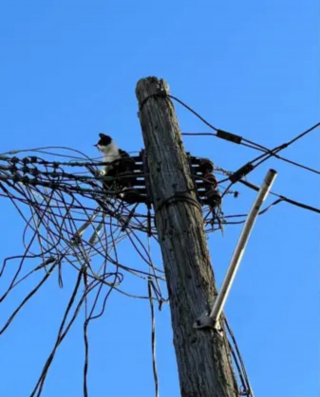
[210, 169, 277, 324]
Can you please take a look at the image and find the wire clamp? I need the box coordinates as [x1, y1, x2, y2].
[193, 311, 218, 329]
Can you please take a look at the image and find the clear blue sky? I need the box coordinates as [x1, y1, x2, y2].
[0, 1, 318, 397]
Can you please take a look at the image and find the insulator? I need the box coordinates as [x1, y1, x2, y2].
[9, 165, 18, 174]
[29, 167, 39, 176]
[121, 188, 146, 204]
[189, 156, 202, 165]
[10, 157, 19, 164]
[198, 158, 214, 174]
[118, 157, 136, 173]
[117, 171, 139, 187]
[205, 188, 221, 207]
[12, 173, 21, 182]
[21, 166, 30, 174]
[21, 176, 30, 184]
[202, 173, 218, 189]
[30, 178, 38, 185]
[111, 157, 142, 179]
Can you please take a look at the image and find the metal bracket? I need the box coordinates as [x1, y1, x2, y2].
[193, 311, 216, 329]
[193, 311, 223, 335]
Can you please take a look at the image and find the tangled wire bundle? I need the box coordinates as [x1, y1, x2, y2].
[0, 147, 169, 396]
[0, 146, 252, 397]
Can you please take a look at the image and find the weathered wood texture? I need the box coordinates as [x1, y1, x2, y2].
[136, 77, 238, 397]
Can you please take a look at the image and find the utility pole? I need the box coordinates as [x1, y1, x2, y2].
[136, 77, 238, 397]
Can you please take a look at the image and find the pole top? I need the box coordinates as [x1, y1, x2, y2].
[135, 77, 170, 105]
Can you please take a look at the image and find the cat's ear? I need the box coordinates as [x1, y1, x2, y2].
[98, 134, 112, 146]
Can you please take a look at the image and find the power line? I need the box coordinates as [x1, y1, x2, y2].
[169, 94, 320, 175]
[183, 131, 320, 176]
[239, 179, 320, 215]
[243, 122, 320, 171]
[214, 163, 320, 215]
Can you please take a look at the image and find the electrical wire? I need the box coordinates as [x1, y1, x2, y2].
[169, 94, 320, 175]
[2, 138, 314, 397]
[0, 148, 168, 397]
[239, 179, 320, 214]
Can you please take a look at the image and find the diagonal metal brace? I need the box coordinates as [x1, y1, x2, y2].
[194, 168, 277, 330]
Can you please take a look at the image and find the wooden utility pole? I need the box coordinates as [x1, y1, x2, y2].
[136, 77, 238, 397]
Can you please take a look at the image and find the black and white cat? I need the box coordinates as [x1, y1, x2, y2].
[94, 133, 129, 176]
